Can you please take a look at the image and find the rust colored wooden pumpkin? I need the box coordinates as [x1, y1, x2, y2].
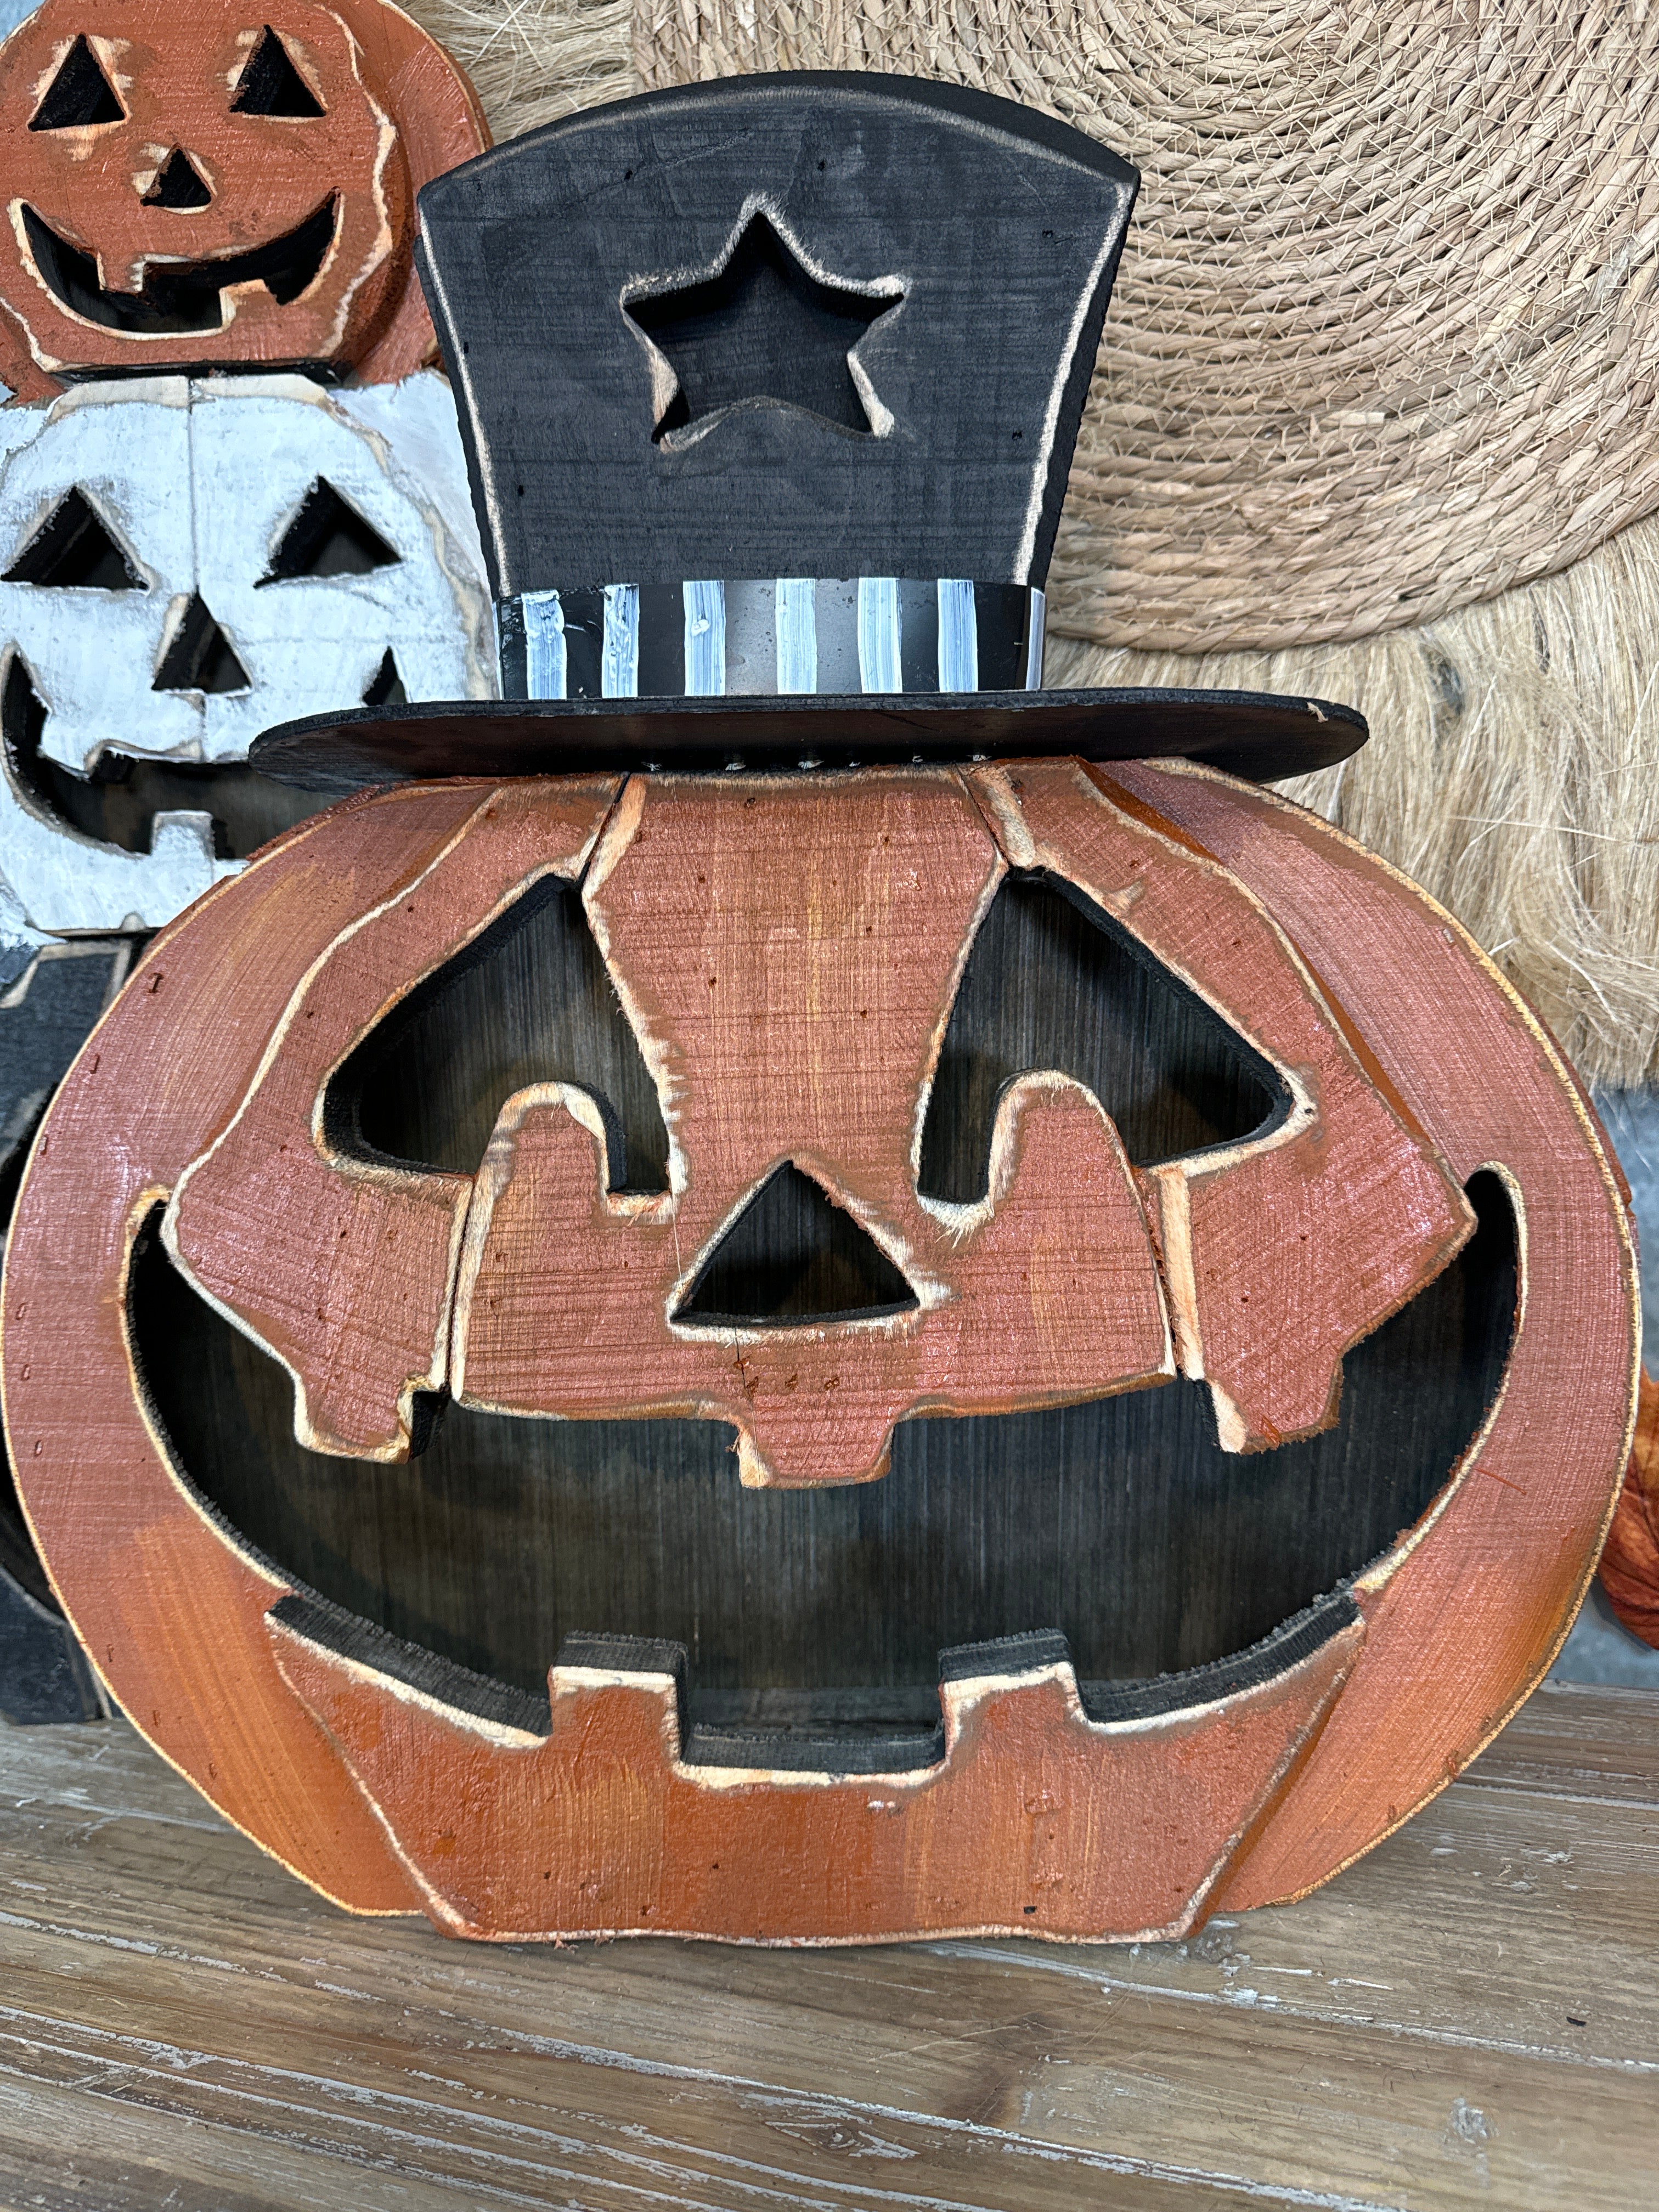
[2, 758, 1637, 1940]
[0, 0, 488, 398]
[1, 77, 1638, 1945]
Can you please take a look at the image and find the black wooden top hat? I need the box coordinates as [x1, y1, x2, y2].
[253, 73, 1364, 789]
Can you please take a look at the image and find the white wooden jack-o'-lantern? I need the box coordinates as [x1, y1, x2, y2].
[0, 368, 494, 936]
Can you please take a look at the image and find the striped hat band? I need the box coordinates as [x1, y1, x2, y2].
[497, 579, 1046, 702]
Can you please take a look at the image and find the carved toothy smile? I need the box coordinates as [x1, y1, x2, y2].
[127, 1168, 1515, 1770]
[19, 196, 338, 340]
[2, 659, 327, 861]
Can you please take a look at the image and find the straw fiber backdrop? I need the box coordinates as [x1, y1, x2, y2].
[408, 0, 1659, 1085]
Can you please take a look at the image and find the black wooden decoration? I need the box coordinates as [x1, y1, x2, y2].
[0, 942, 131, 1723]
[255, 686, 1366, 791]
[256, 75, 1364, 792]
[417, 73, 1137, 597]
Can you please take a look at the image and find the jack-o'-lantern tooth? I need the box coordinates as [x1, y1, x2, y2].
[975, 759, 1475, 1452]
[445, 1072, 1171, 1492]
[430, 774, 1178, 1493]
[162, 783, 621, 1465]
[4, 60, 1643, 1965]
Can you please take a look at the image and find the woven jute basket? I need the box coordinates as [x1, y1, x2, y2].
[408, 0, 1659, 1086]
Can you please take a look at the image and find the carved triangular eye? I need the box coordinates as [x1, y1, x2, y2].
[4, 489, 140, 590]
[259, 479, 399, 583]
[230, 26, 325, 118]
[153, 596, 250, 695]
[918, 870, 1285, 1203]
[331, 876, 672, 1189]
[674, 1163, 917, 1327]
[362, 649, 407, 707]
[143, 149, 212, 211]
[29, 35, 124, 131]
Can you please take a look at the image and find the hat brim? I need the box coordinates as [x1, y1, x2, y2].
[250, 687, 1365, 793]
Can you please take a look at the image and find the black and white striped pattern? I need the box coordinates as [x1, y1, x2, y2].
[496, 579, 1045, 702]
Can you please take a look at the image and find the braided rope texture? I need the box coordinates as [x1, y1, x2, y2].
[407, 0, 1659, 1083]
[637, 0, 1659, 653]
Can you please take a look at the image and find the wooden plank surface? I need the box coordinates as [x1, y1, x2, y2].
[1, 1679, 1654, 2210]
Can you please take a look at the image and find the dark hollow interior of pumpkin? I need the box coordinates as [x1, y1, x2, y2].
[127, 868, 1518, 1753]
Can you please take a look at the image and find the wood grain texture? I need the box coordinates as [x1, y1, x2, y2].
[0, 782, 626, 1914]
[251, 682, 1370, 791]
[0, 2, 487, 397]
[1, 763, 1635, 1942]
[975, 761, 1474, 1451]
[0, 1682, 1654, 2210]
[453, 773, 1174, 1487]
[0, 939, 131, 1726]
[274, 1614, 1361, 1942]
[1104, 762, 1641, 1910]
[174, 767, 1465, 1492]
[0, 370, 494, 935]
[415, 74, 1137, 597]
[1600, 1368, 1659, 1647]
[133, 1080, 1516, 1711]
[329, 0, 492, 387]
[168, 778, 617, 1459]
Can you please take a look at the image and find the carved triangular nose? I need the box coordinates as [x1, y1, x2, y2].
[675, 1163, 917, 1327]
[142, 150, 212, 211]
[153, 595, 250, 695]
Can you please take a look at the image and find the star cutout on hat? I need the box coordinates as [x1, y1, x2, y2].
[625, 213, 901, 446]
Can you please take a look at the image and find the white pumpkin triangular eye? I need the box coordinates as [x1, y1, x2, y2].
[258, 478, 400, 583]
[4, 488, 142, 590]
[29, 36, 125, 131]
[153, 596, 250, 695]
[230, 27, 325, 119]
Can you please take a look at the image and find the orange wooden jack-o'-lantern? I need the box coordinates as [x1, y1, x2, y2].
[0, 755, 1639, 1942]
[0, 77, 1639, 1945]
[0, 0, 487, 398]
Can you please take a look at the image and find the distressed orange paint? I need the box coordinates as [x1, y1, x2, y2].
[1, 764, 1637, 1940]
[0, 0, 487, 397]
[272, 1617, 1364, 1943]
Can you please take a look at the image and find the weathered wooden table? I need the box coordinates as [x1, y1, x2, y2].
[1, 1679, 1654, 2210]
